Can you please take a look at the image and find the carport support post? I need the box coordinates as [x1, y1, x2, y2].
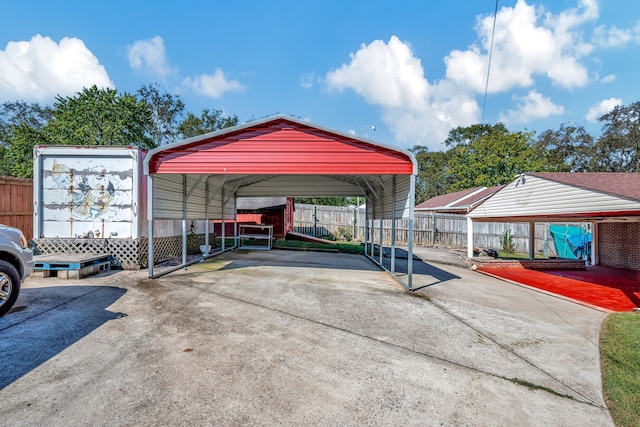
[529, 221, 535, 260]
[391, 176, 396, 274]
[379, 188, 383, 266]
[234, 196, 238, 248]
[364, 198, 369, 256]
[591, 221, 598, 266]
[182, 174, 188, 266]
[147, 174, 154, 278]
[221, 188, 226, 252]
[204, 178, 210, 256]
[370, 195, 376, 258]
[467, 217, 474, 259]
[407, 174, 415, 291]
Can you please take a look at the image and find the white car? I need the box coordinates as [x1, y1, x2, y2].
[0, 224, 34, 316]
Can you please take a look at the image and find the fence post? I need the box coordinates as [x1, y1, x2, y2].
[431, 212, 436, 245]
[353, 206, 357, 241]
[313, 205, 317, 237]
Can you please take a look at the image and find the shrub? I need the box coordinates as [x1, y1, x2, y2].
[501, 229, 516, 253]
[336, 226, 354, 241]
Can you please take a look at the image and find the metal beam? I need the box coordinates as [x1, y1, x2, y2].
[206, 175, 228, 205]
[407, 174, 415, 290]
[182, 174, 187, 266]
[379, 186, 383, 265]
[364, 180, 381, 203]
[147, 174, 154, 278]
[467, 217, 474, 258]
[204, 177, 210, 256]
[221, 187, 226, 252]
[529, 221, 535, 260]
[184, 175, 204, 202]
[391, 176, 396, 274]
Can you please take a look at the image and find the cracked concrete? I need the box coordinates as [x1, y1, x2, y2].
[0, 249, 612, 426]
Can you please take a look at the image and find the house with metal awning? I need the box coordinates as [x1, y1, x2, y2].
[467, 172, 640, 271]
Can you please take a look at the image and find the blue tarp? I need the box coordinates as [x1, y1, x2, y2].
[548, 224, 592, 259]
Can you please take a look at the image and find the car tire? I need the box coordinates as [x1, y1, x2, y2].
[0, 260, 21, 316]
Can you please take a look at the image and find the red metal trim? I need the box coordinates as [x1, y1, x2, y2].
[471, 210, 640, 222]
[148, 121, 413, 175]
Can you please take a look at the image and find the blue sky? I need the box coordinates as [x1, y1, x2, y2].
[1, 0, 639, 151]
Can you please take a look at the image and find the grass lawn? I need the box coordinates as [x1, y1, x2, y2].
[600, 312, 640, 427]
[497, 251, 548, 260]
[273, 239, 365, 254]
[216, 237, 366, 255]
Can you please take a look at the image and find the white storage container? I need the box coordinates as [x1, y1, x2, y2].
[33, 146, 147, 239]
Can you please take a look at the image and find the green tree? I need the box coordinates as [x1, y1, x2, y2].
[137, 83, 185, 146]
[0, 101, 52, 137]
[592, 101, 640, 172]
[445, 123, 547, 191]
[411, 146, 452, 204]
[45, 85, 153, 149]
[178, 108, 239, 139]
[0, 101, 52, 177]
[6, 123, 48, 177]
[295, 197, 358, 206]
[444, 122, 510, 148]
[533, 123, 593, 172]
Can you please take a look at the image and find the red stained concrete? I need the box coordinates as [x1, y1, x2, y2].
[479, 265, 640, 312]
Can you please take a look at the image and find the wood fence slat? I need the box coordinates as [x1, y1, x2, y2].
[293, 204, 584, 255]
[0, 176, 34, 239]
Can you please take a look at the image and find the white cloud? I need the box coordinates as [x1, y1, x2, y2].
[326, 36, 478, 150]
[129, 36, 243, 99]
[445, 0, 596, 93]
[183, 68, 244, 98]
[324, 1, 632, 149]
[586, 97, 622, 121]
[326, 36, 430, 110]
[0, 34, 113, 103]
[127, 36, 175, 81]
[499, 90, 564, 124]
[593, 24, 640, 48]
[600, 74, 615, 83]
[300, 72, 315, 89]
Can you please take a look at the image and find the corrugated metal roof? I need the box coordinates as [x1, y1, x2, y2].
[415, 187, 482, 210]
[236, 197, 287, 211]
[415, 185, 503, 212]
[146, 116, 416, 221]
[449, 185, 504, 208]
[145, 115, 414, 175]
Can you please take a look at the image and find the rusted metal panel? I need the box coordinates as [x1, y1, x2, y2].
[33, 147, 146, 239]
[147, 119, 414, 175]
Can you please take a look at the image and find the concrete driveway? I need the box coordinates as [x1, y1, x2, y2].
[0, 249, 612, 426]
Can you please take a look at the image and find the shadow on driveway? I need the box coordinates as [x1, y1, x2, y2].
[0, 285, 127, 389]
[380, 247, 461, 290]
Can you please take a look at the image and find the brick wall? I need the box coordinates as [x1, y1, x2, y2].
[472, 259, 586, 270]
[599, 222, 640, 271]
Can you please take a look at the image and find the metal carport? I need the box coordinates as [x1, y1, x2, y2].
[143, 115, 418, 289]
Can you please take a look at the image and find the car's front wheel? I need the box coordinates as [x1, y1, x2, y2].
[0, 260, 20, 316]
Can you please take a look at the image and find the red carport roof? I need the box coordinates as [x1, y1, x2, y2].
[145, 115, 415, 175]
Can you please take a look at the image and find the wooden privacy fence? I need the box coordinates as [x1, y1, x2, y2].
[293, 204, 567, 255]
[0, 176, 33, 240]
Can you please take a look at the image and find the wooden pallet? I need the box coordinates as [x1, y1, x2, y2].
[33, 253, 112, 279]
